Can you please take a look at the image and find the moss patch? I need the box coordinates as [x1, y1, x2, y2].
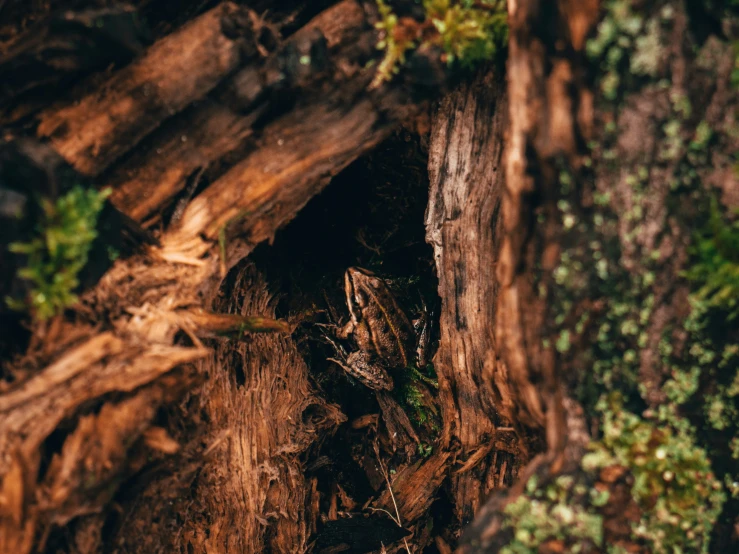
[372, 0, 507, 87]
[6, 186, 111, 319]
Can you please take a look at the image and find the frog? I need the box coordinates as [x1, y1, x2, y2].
[328, 267, 420, 391]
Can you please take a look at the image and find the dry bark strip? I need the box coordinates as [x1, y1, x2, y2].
[36, 2, 253, 176]
[110, 265, 346, 553]
[425, 69, 518, 524]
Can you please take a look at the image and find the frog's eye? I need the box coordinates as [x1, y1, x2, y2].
[355, 290, 367, 307]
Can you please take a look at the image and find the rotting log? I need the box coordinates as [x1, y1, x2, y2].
[0, 2, 437, 550]
[161, 87, 397, 263]
[0, 327, 206, 553]
[425, 68, 519, 525]
[107, 0, 370, 225]
[0, 5, 148, 125]
[105, 98, 259, 224]
[36, 2, 256, 176]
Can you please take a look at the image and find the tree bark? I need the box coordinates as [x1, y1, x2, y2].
[425, 68, 520, 525]
[461, 0, 739, 551]
[37, 2, 253, 176]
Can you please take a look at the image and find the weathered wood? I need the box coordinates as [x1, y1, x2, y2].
[375, 450, 451, 524]
[107, 0, 368, 224]
[106, 99, 258, 223]
[425, 69, 515, 523]
[495, 0, 599, 459]
[161, 87, 398, 261]
[0, 9, 429, 549]
[110, 265, 345, 552]
[0, 328, 206, 552]
[36, 2, 252, 176]
[0, 5, 148, 124]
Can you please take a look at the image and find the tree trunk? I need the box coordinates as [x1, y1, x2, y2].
[425, 68, 521, 525]
[461, 0, 738, 552]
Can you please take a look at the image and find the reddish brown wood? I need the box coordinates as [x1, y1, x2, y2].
[107, 0, 369, 224]
[425, 69, 515, 523]
[36, 2, 250, 176]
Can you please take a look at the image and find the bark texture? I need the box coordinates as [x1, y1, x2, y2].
[37, 2, 253, 176]
[110, 265, 345, 553]
[461, 0, 739, 551]
[106, 0, 368, 225]
[496, 0, 599, 460]
[425, 68, 519, 525]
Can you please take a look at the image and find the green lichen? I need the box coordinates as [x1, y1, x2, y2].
[587, 1, 677, 102]
[6, 186, 111, 320]
[500, 472, 606, 554]
[584, 396, 725, 553]
[493, 2, 736, 550]
[372, 0, 507, 87]
[534, 2, 737, 551]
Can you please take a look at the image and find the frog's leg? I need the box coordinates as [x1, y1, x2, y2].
[321, 330, 349, 360]
[412, 297, 431, 369]
[335, 319, 356, 340]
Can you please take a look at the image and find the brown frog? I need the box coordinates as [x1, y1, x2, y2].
[329, 267, 417, 391]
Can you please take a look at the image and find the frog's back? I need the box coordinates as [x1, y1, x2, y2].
[364, 291, 414, 368]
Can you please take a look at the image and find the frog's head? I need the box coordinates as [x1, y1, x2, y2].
[345, 267, 384, 313]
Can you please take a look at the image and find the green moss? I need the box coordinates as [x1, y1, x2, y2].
[418, 442, 433, 458]
[395, 361, 440, 435]
[503, 404, 725, 553]
[499, 397, 723, 554]
[372, 0, 507, 87]
[682, 198, 739, 320]
[6, 186, 111, 319]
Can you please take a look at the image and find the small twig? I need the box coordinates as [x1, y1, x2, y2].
[368, 506, 401, 526]
[373, 443, 412, 554]
[355, 229, 384, 255]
